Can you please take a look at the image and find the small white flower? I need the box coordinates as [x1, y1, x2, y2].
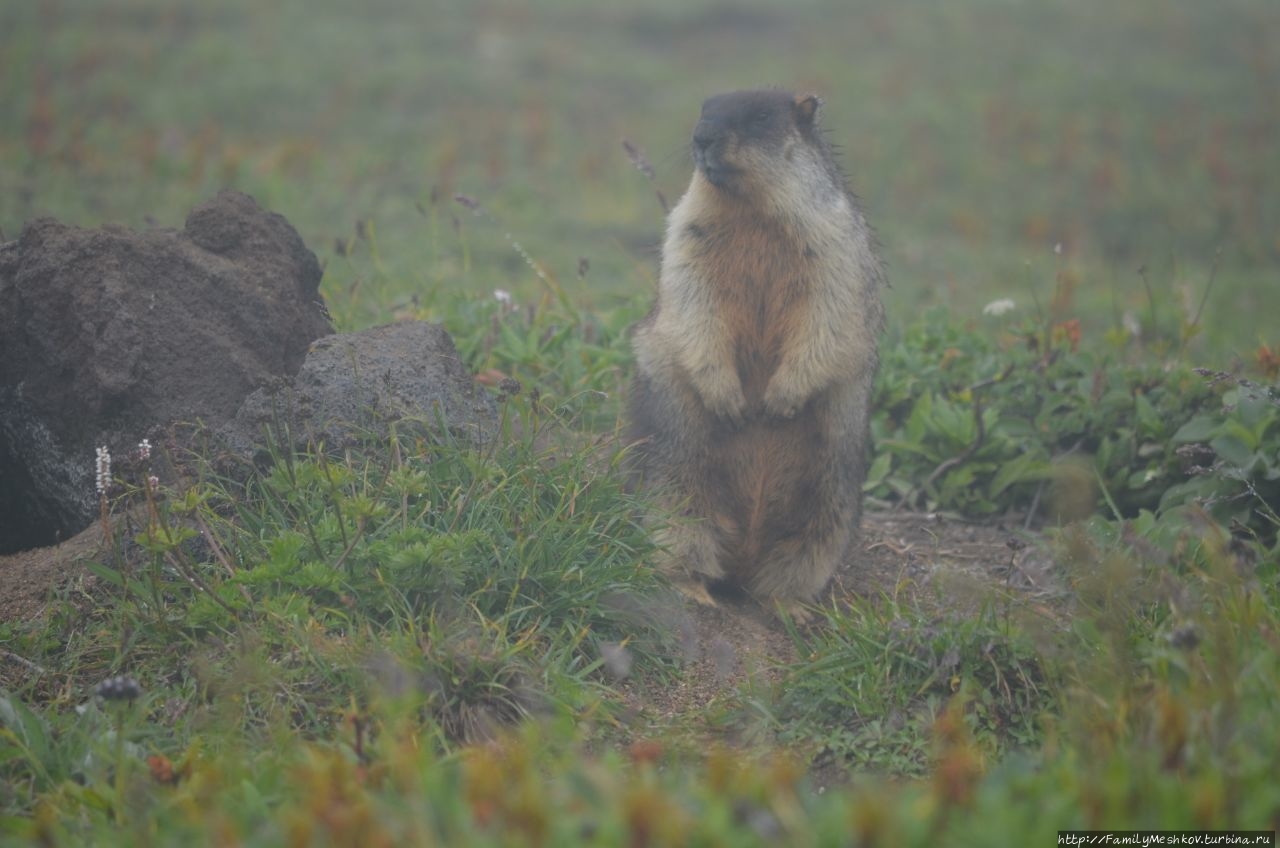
[1122, 311, 1142, 339]
[148, 475, 160, 494]
[982, 298, 1016, 317]
[493, 289, 513, 306]
[137, 439, 152, 461]
[1054, 242, 1063, 255]
[95, 446, 111, 495]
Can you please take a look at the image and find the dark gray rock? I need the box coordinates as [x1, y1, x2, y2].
[218, 320, 497, 465]
[0, 190, 332, 553]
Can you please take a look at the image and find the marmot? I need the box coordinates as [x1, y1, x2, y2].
[628, 89, 885, 618]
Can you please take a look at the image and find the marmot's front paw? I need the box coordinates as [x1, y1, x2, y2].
[761, 380, 804, 419]
[711, 394, 748, 427]
[696, 373, 748, 426]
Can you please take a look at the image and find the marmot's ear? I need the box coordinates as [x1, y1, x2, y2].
[794, 94, 822, 128]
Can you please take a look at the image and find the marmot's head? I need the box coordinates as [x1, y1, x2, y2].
[690, 90, 841, 204]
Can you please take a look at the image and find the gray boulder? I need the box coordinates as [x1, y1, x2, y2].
[218, 320, 498, 464]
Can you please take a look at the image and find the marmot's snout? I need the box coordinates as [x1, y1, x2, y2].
[692, 119, 722, 154]
[692, 119, 731, 187]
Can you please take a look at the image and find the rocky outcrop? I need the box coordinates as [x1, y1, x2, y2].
[218, 320, 498, 466]
[0, 190, 332, 553]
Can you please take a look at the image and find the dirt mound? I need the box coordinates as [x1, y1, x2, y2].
[0, 190, 333, 553]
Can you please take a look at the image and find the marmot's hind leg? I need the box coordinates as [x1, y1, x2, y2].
[747, 489, 855, 620]
[652, 510, 725, 607]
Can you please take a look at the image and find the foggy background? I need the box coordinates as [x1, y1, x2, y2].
[2, 0, 1275, 355]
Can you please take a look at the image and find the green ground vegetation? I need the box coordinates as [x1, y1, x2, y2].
[2, 0, 1279, 843]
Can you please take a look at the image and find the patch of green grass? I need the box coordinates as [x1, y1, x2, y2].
[771, 599, 1052, 777]
[0, 389, 671, 818]
[6, 519, 1279, 844]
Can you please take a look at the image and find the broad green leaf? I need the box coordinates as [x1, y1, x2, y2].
[989, 453, 1052, 498]
[1171, 414, 1220, 445]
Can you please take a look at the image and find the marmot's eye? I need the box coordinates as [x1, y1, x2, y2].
[751, 111, 771, 126]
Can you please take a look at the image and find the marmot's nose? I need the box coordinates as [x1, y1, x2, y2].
[692, 120, 719, 153]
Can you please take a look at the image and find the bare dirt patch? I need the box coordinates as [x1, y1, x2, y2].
[0, 518, 110, 627]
